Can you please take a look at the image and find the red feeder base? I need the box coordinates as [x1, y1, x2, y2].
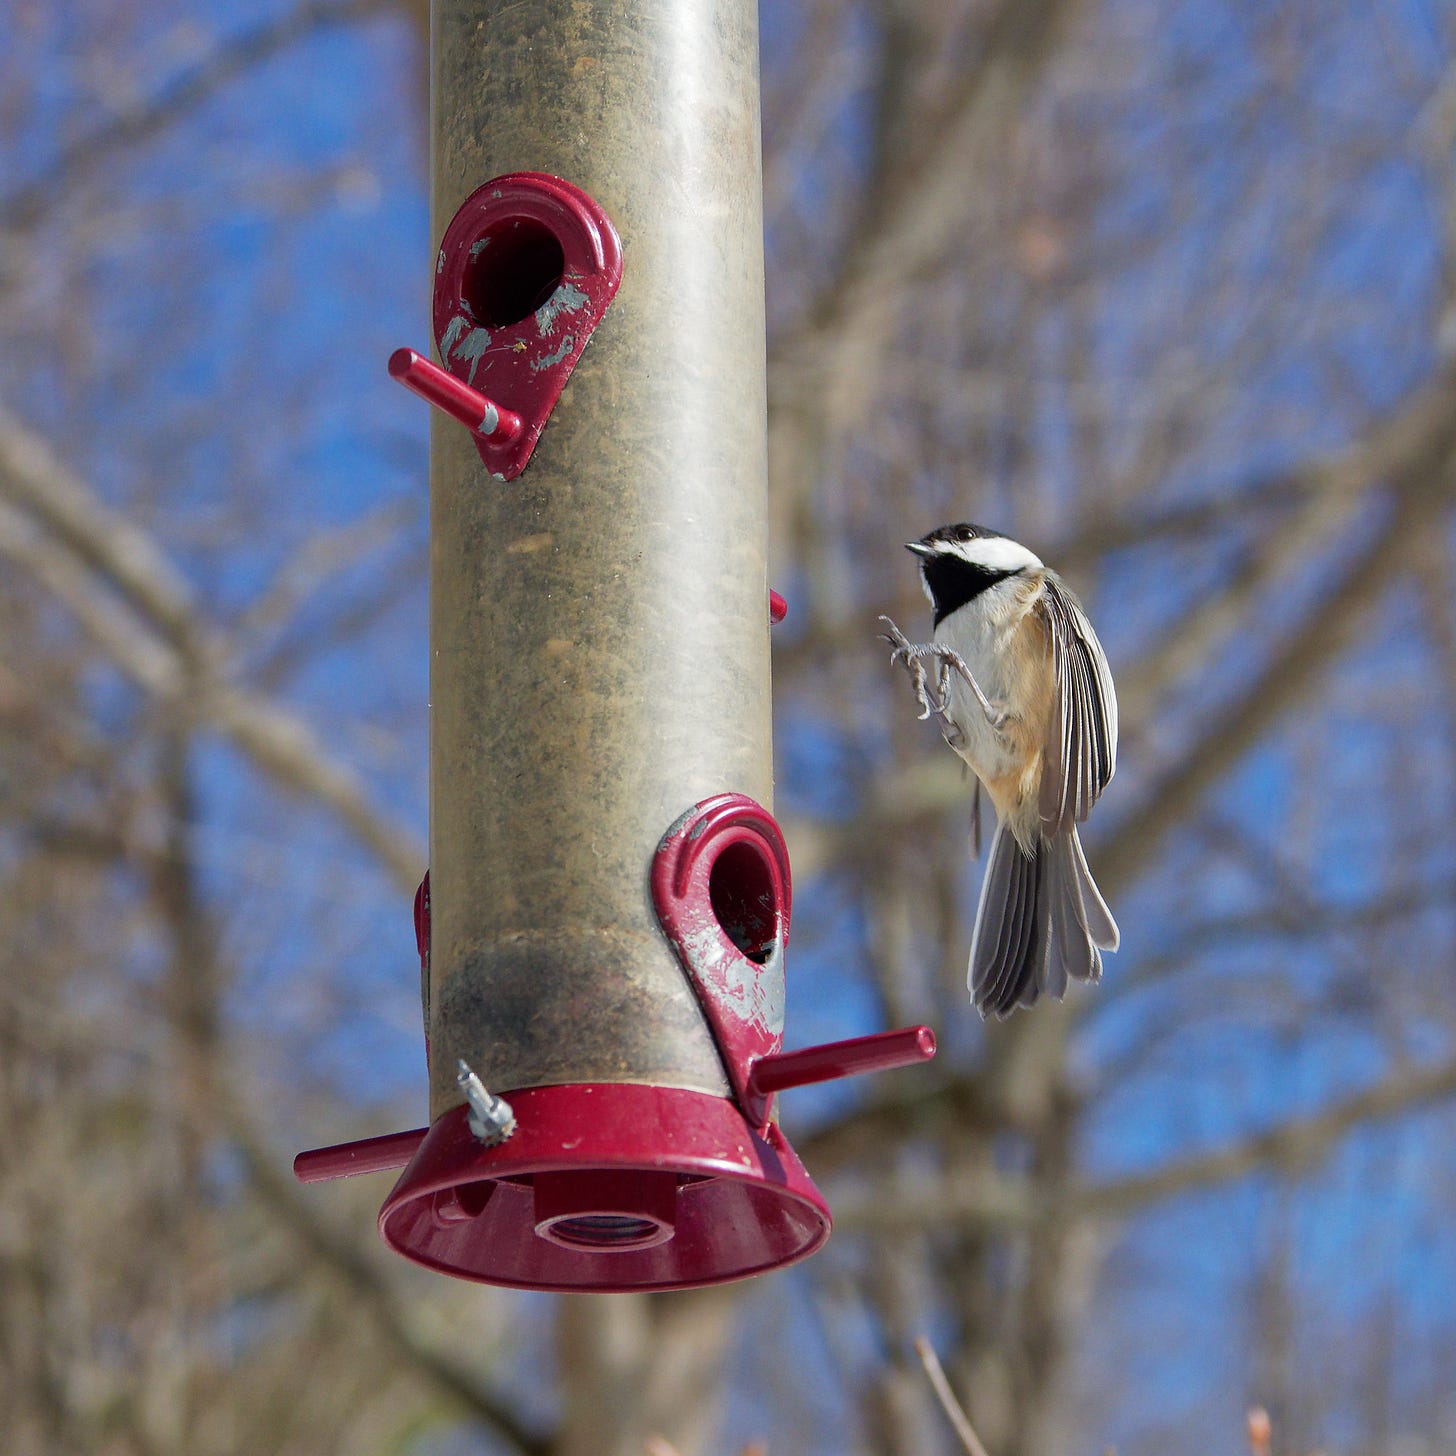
[377, 1083, 831, 1292]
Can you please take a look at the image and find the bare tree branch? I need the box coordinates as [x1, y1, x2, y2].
[1078, 1053, 1456, 1219]
[228, 1119, 551, 1456]
[915, 1336, 994, 1456]
[232, 498, 418, 661]
[1115, 363, 1456, 723]
[0, 0, 403, 232]
[834, 1051, 1456, 1232]
[767, 0, 1087, 564]
[0, 405, 206, 658]
[1096, 480, 1454, 905]
[778, 0, 1085, 378]
[1104, 870, 1456, 1003]
[0, 406, 424, 891]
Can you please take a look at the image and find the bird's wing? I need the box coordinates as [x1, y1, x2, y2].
[1035, 571, 1118, 831]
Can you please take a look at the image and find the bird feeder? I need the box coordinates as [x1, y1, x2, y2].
[294, 0, 935, 1292]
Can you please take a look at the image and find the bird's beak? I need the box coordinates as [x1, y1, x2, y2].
[905, 540, 933, 558]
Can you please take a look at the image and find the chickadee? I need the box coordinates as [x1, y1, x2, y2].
[880, 523, 1118, 1018]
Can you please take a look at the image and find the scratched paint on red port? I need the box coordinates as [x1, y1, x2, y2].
[430, 173, 623, 480]
[651, 795, 791, 1121]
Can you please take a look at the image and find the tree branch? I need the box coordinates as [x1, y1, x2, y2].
[1095, 475, 1454, 905]
[1, 0, 402, 231]
[1079, 1054, 1456, 1219]
[0, 405, 424, 892]
[229, 1118, 551, 1456]
[780, 0, 1085, 375]
[833, 1052, 1456, 1232]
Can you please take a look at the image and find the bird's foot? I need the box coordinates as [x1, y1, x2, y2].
[878, 616, 941, 721]
[879, 617, 1008, 732]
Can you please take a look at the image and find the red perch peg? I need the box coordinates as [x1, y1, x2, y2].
[293, 1127, 426, 1184]
[389, 347, 524, 445]
[743, 1024, 936, 1125]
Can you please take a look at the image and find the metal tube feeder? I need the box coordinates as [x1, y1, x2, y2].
[294, 0, 935, 1292]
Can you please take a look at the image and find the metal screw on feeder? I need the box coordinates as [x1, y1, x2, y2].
[456, 1060, 516, 1145]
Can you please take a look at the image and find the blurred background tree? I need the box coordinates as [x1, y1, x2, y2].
[4, 1, 1456, 1453]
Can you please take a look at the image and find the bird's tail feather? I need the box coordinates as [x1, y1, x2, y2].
[969, 823, 1118, 1018]
[1066, 825, 1118, 951]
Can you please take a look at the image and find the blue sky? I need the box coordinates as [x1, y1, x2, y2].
[8, 1, 1456, 1451]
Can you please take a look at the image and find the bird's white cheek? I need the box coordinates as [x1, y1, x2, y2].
[961, 539, 1043, 575]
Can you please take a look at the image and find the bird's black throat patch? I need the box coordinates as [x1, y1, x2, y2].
[921, 555, 1017, 626]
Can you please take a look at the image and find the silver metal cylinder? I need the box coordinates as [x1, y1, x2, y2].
[428, 0, 770, 1117]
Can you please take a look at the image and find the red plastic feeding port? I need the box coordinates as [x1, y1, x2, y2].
[374, 1084, 830, 1291]
[396, 171, 622, 481]
[652, 795, 791, 1118]
[650, 794, 938, 1133]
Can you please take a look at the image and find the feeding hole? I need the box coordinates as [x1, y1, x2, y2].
[462, 218, 566, 327]
[709, 841, 779, 964]
[545, 1214, 667, 1250]
[533, 1171, 678, 1253]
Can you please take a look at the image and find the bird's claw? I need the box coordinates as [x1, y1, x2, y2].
[878, 616, 940, 720]
[878, 615, 1008, 733]
[878, 616, 919, 668]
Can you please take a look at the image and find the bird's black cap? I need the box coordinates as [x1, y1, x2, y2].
[905, 523, 1008, 555]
